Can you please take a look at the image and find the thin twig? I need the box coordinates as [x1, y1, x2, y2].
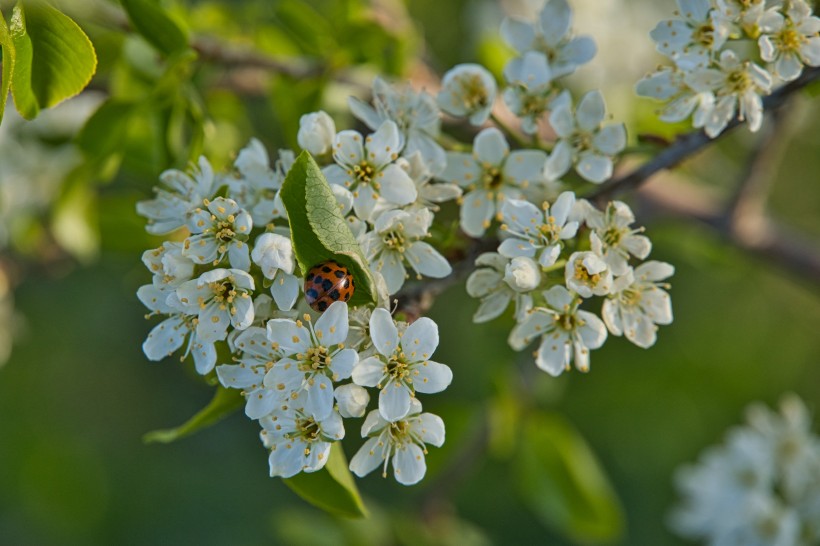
[192, 38, 323, 79]
[587, 66, 820, 205]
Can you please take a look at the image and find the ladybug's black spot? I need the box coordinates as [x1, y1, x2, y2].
[321, 279, 333, 291]
[341, 278, 350, 288]
[317, 300, 328, 312]
[329, 289, 340, 300]
[322, 265, 332, 273]
[333, 269, 346, 279]
[344, 293, 351, 301]
[305, 272, 315, 282]
[306, 288, 319, 301]
[314, 276, 324, 285]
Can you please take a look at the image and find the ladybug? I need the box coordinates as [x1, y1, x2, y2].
[304, 260, 355, 312]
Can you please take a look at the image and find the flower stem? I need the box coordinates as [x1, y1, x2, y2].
[490, 113, 530, 148]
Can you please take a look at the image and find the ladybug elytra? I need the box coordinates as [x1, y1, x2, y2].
[304, 260, 355, 312]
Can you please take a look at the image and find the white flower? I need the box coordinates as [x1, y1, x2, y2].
[216, 327, 283, 419]
[502, 51, 554, 135]
[334, 384, 370, 418]
[136, 156, 216, 235]
[585, 200, 651, 275]
[141, 314, 217, 375]
[670, 395, 820, 546]
[500, 0, 596, 79]
[565, 251, 613, 297]
[759, 1, 820, 82]
[466, 252, 535, 323]
[349, 399, 445, 485]
[183, 197, 253, 270]
[602, 261, 674, 348]
[396, 151, 462, 211]
[323, 120, 418, 221]
[498, 192, 578, 267]
[504, 256, 541, 292]
[636, 67, 716, 129]
[352, 309, 452, 422]
[441, 127, 547, 237]
[174, 268, 255, 343]
[544, 90, 626, 184]
[650, 0, 729, 70]
[141, 242, 195, 292]
[225, 140, 291, 225]
[686, 50, 773, 137]
[349, 77, 446, 174]
[360, 207, 451, 295]
[251, 232, 300, 311]
[259, 391, 345, 478]
[437, 63, 497, 126]
[264, 302, 358, 420]
[509, 285, 607, 376]
[297, 110, 336, 156]
[716, 0, 767, 34]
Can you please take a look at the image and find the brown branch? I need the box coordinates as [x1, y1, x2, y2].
[588, 66, 820, 205]
[191, 38, 324, 80]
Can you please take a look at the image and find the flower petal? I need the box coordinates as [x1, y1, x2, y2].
[379, 382, 412, 422]
[413, 360, 452, 394]
[393, 443, 426, 485]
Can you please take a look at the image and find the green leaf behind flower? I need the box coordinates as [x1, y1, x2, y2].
[121, 0, 189, 56]
[516, 412, 625, 544]
[143, 386, 244, 444]
[283, 443, 368, 519]
[280, 150, 378, 307]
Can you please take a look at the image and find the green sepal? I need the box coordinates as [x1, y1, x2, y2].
[283, 443, 368, 519]
[143, 386, 244, 444]
[279, 151, 377, 307]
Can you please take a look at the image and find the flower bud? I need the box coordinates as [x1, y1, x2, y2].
[504, 256, 541, 292]
[334, 384, 370, 418]
[297, 111, 336, 156]
[251, 233, 294, 278]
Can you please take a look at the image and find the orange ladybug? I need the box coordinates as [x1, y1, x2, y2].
[304, 260, 355, 312]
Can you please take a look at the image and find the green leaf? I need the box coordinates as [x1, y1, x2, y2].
[515, 412, 624, 544]
[121, 0, 189, 56]
[143, 387, 243, 444]
[280, 151, 378, 307]
[9, 2, 97, 119]
[283, 443, 368, 519]
[76, 98, 138, 167]
[0, 10, 14, 124]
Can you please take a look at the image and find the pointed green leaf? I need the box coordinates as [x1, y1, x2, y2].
[8, 2, 96, 119]
[283, 443, 368, 518]
[516, 412, 625, 544]
[0, 10, 14, 124]
[143, 386, 244, 444]
[121, 0, 189, 56]
[280, 151, 377, 307]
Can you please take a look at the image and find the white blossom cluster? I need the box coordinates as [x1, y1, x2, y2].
[467, 195, 674, 376]
[638, 0, 820, 137]
[671, 394, 820, 546]
[137, 136, 452, 485]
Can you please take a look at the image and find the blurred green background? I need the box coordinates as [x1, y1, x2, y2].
[1, 0, 819, 544]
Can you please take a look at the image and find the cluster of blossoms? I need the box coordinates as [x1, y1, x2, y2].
[638, 0, 820, 137]
[467, 195, 674, 376]
[671, 394, 820, 546]
[137, 123, 453, 483]
[136, 0, 677, 483]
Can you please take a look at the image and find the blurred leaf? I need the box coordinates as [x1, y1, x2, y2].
[121, 0, 189, 56]
[143, 386, 243, 444]
[283, 443, 368, 519]
[76, 98, 139, 170]
[9, 1, 97, 120]
[280, 151, 377, 307]
[515, 412, 624, 544]
[0, 10, 14, 124]
[51, 175, 99, 261]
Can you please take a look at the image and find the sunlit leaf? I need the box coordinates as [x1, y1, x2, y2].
[0, 10, 15, 124]
[283, 443, 368, 519]
[515, 412, 625, 544]
[9, 2, 97, 120]
[280, 151, 378, 307]
[143, 386, 243, 444]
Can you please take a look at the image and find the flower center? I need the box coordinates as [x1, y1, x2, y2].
[211, 281, 237, 305]
[298, 345, 331, 372]
[539, 216, 562, 243]
[388, 420, 411, 443]
[692, 23, 715, 48]
[574, 262, 600, 285]
[521, 93, 549, 116]
[353, 161, 377, 185]
[570, 131, 593, 152]
[458, 74, 489, 110]
[776, 27, 803, 52]
[387, 351, 411, 382]
[726, 67, 752, 93]
[555, 311, 578, 332]
[602, 226, 623, 247]
[483, 167, 504, 190]
[383, 229, 407, 253]
[214, 217, 237, 242]
[621, 287, 642, 307]
[292, 416, 321, 443]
